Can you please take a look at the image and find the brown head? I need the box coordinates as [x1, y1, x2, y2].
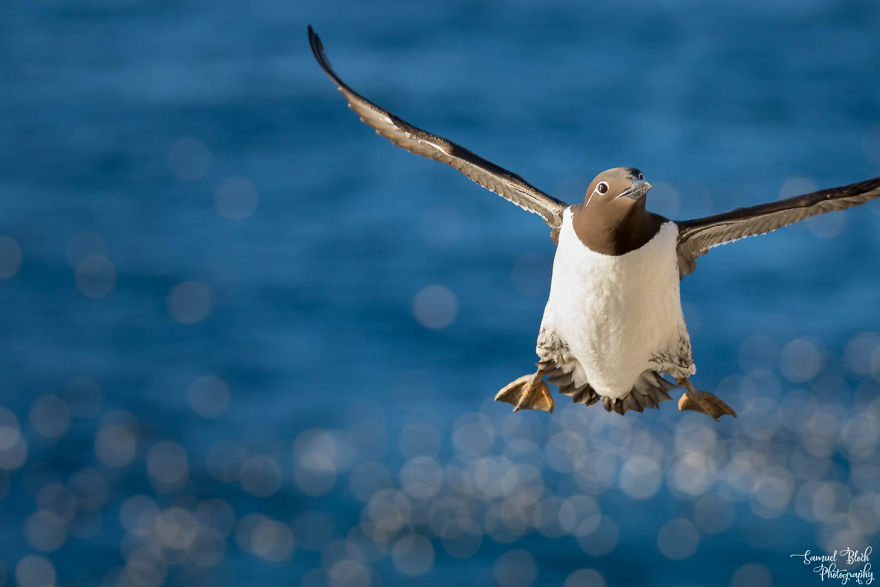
[572, 167, 664, 255]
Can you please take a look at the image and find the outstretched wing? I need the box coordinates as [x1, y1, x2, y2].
[676, 176, 880, 277]
[308, 26, 569, 233]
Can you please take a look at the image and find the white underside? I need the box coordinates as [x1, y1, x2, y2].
[538, 210, 694, 399]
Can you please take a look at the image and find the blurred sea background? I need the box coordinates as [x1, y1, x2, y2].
[1, 0, 880, 585]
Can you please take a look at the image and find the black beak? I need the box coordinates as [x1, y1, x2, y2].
[615, 179, 653, 201]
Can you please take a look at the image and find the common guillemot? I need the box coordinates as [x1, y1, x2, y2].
[308, 26, 880, 420]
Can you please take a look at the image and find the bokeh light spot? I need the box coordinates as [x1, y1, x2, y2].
[215, 177, 259, 220]
[75, 254, 116, 298]
[779, 177, 816, 200]
[494, 549, 537, 587]
[235, 514, 295, 562]
[564, 569, 607, 587]
[146, 440, 189, 492]
[125, 545, 167, 585]
[845, 332, 880, 376]
[334, 560, 374, 586]
[413, 285, 458, 329]
[804, 211, 846, 239]
[187, 375, 230, 419]
[0, 408, 22, 452]
[29, 395, 70, 439]
[167, 280, 213, 324]
[439, 517, 482, 559]
[400, 456, 443, 499]
[391, 534, 435, 576]
[188, 526, 226, 569]
[194, 498, 237, 537]
[240, 455, 283, 498]
[0, 433, 28, 471]
[657, 518, 700, 560]
[558, 495, 601, 536]
[780, 338, 824, 382]
[294, 428, 343, 497]
[36, 483, 77, 524]
[95, 414, 137, 468]
[24, 510, 67, 552]
[693, 493, 735, 534]
[68, 467, 108, 511]
[452, 412, 494, 457]
[619, 455, 662, 500]
[730, 563, 773, 587]
[398, 421, 442, 459]
[15, 555, 56, 587]
[0, 236, 22, 278]
[576, 516, 618, 556]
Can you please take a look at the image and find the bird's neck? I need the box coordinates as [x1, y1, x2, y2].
[572, 204, 665, 255]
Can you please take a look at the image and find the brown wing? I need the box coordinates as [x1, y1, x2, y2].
[308, 26, 569, 233]
[676, 176, 880, 277]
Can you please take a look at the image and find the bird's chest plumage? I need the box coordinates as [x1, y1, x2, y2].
[538, 212, 692, 397]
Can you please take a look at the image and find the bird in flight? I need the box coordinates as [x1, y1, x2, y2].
[308, 26, 880, 420]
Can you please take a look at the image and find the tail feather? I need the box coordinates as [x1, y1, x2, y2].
[537, 355, 676, 415]
[600, 370, 677, 415]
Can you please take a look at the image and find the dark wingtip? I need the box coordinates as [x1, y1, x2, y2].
[307, 25, 343, 87]
[307, 25, 323, 61]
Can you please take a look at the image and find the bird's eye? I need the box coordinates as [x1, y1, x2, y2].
[638, 173, 644, 180]
[597, 182, 608, 194]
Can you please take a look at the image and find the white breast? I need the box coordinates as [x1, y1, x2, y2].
[538, 210, 693, 398]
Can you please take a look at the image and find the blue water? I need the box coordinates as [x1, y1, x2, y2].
[1, 1, 880, 585]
